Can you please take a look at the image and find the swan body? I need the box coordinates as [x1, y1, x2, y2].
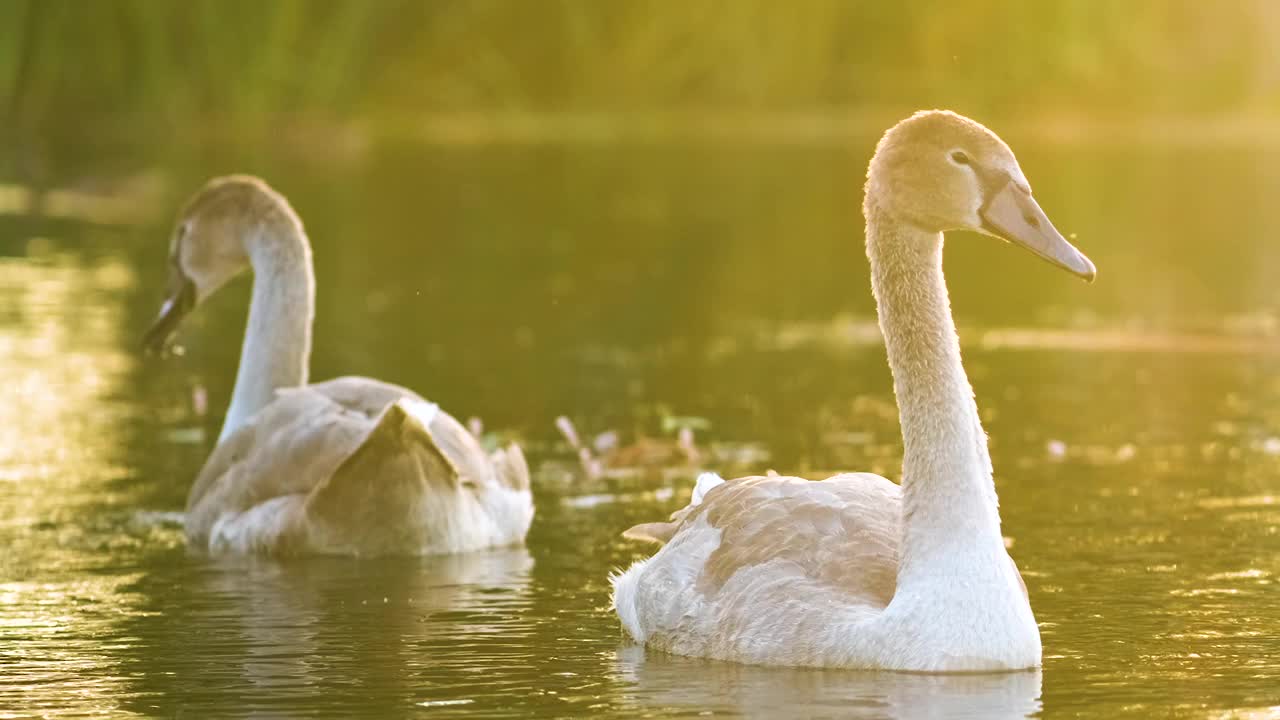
[612, 110, 1095, 671]
[144, 176, 533, 556]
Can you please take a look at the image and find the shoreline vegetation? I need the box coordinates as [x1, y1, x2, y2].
[0, 107, 1276, 222]
[375, 108, 1280, 148]
[17, 108, 1280, 154]
[8, 105, 1278, 221]
[5, 2, 1280, 152]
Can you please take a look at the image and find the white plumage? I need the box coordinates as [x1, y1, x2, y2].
[612, 110, 1095, 671]
[144, 176, 534, 556]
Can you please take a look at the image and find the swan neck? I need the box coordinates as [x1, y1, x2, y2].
[864, 200, 1005, 581]
[219, 222, 314, 441]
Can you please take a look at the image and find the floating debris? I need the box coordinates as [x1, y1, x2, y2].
[554, 415, 701, 480]
[560, 486, 675, 509]
[0, 171, 168, 225]
[661, 414, 711, 434]
[165, 427, 206, 445]
[191, 384, 209, 417]
[1041, 440, 1137, 465]
[1113, 444, 1137, 462]
[677, 426, 700, 465]
[416, 699, 474, 708]
[130, 511, 186, 528]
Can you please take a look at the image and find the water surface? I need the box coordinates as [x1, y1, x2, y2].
[0, 140, 1277, 718]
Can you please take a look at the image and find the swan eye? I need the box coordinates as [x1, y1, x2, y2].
[950, 151, 971, 165]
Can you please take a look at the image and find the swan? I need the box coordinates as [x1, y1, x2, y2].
[142, 175, 534, 556]
[611, 110, 1096, 672]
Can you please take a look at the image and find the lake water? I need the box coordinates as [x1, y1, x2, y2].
[0, 137, 1277, 718]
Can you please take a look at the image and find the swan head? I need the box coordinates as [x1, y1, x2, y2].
[865, 110, 1095, 281]
[142, 175, 298, 353]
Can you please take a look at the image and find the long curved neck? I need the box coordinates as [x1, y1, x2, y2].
[219, 222, 315, 442]
[865, 199, 1006, 586]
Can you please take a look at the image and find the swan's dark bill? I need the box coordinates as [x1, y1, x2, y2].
[142, 274, 195, 354]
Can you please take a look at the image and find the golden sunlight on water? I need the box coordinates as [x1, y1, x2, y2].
[1, 135, 1279, 716]
[0, 252, 155, 714]
[0, 256, 134, 484]
[8, 1, 1280, 714]
[0, 179, 164, 227]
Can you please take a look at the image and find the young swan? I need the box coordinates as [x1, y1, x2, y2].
[144, 176, 534, 556]
[611, 110, 1095, 672]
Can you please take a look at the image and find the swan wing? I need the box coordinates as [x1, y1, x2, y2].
[612, 472, 902, 665]
[301, 378, 465, 482]
[184, 383, 372, 545]
[183, 376, 532, 553]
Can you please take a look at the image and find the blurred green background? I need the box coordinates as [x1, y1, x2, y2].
[5, 0, 1280, 165]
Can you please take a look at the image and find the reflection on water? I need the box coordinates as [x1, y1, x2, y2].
[615, 647, 1042, 719]
[114, 550, 536, 717]
[0, 141, 1279, 718]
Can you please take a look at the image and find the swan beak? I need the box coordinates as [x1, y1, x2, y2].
[142, 272, 196, 354]
[980, 182, 1096, 282]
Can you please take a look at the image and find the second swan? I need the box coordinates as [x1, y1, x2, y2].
[144, 176, 534, 556]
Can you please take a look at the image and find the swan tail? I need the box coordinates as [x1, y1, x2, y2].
[610, 561, 649, 641]
[490, 442, 531, 493]
[690, 471, 725, 505]
[621, 471, 725, 545]
[303, 398, 459, 552]
[621, 521, 679, 544]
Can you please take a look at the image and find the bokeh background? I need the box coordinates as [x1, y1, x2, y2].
[6, 0, 1280, 444]
[1, 2, 1278, 718]
[10, 1, 1280, 133]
